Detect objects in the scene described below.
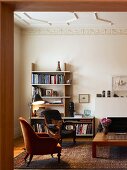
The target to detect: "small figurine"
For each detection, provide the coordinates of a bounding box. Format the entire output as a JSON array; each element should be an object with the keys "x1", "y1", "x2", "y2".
[
  {"x1": 56, "y1": 61, "x2": 61, "y2": 71},
  {"x1": 102, "y1": 90, "x2": 105, "y2": 97},
  {"x1": 107, "y1": 90, "x2": 111, "y2": 97}
]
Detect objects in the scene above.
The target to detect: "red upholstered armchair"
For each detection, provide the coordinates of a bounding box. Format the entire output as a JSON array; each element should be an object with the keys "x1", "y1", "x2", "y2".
[{"x1": 19, "y1": 117, "x2": 61, "y2": 166}]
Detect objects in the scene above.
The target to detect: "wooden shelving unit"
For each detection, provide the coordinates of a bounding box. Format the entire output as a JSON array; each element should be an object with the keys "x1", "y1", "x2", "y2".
[
  {"x1": 31, "y1": 63, "x2": 72, "y2": 118},
  {"x1": 30, "y1": 116, "x2": 95, "y2": 137},
  {"x1": 63, "y1": 117, "x2": 95, "y2": 137}
]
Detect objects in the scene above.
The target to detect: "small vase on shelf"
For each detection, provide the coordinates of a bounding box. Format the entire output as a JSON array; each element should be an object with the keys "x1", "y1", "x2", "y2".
[{"x1": 56, "y1": 61, "x2": 61, "y2": 71}]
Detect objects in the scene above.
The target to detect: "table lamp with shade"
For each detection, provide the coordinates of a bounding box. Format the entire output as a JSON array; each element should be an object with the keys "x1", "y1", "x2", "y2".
[
  {"x1": 32, "y1": 94, "x2": 45, "y2": 105},
  {"x1": 31, "y1": 94, "x2": 45, "y2": 117}
]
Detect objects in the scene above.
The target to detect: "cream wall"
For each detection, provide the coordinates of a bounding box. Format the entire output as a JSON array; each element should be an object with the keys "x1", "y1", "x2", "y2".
[
  {"x1": 14, "y1": 25, "x2": 22, "y2": 138},
  {"x1": 20, "y1": 28, "x2": 127, "y2": 122},
  {"x1": 13, "y1": 28, "x2": 127, "y2": 137}
]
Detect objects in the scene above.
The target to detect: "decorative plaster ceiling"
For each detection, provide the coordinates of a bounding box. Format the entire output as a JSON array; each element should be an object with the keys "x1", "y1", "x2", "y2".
[{"x1": 14, "y1": 12, "x2": 127, "y2": 28}]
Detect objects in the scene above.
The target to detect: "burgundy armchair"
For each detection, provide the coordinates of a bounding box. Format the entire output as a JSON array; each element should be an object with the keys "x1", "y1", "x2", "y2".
[{"x1": 19, "y1": 117, "x2": 61, "y2": 166}]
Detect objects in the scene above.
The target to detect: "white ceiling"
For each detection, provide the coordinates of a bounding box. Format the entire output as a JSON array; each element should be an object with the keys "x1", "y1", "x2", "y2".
[{"x1": 14, "y1": 12, "x2": 127, "y2": 28}]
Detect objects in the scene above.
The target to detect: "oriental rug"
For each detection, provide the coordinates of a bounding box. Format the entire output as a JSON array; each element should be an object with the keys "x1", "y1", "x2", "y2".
[{"x1": 14, "y1": 142, "x2": 127, "y2": 169}]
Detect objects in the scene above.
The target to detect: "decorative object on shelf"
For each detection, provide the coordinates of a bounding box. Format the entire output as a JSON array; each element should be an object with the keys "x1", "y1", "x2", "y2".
[
  {"x1": 107, "y1": 90, "x2": 111, "y2": 97},
  {"x1": 52, "y1": 90, "x2": 58, "y2": 96},
  {"x1": 100, "y1": 117, "x2": 112, "y2": 135},
  {"x1": 113, "y1": 93, "x2": 119, "y2": 97},
  {"x1": 66, "y1": 79, "x2": 72, "y2": 84},
  {"x1": 102, "y1": 90, "x2": 105, "y2": 97},
  {"x1": 79, "y1": 94, "x2": 90, "y2": 103},
  {"x1": 56, "y1": 61, "x2": 61, "y2": 71},
  {"x1": 84, "y1": 109, "x2": 91, "y2": 117},
  {"x1": 96, "y1": 94, "x2": 102, "y2": 97},
  {"x1": 46, "y1": 89, "x2": 52, "y2": 96},
  {"x1": 68, "y1": 102, "x2": 74, "y2": 117}
]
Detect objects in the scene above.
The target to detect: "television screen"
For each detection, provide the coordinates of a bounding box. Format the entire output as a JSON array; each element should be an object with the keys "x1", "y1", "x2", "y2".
[{"x1": 107, "y1": 117, "x2": 127, "y2": 133}]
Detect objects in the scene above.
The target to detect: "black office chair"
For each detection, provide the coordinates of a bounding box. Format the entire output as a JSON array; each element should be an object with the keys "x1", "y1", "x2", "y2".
[{"x1": 43, "y1": 109, "x2": 76, "y2": 144}]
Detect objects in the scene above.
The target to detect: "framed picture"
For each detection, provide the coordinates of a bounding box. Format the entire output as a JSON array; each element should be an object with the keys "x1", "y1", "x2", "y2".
[
  {"x1": 46, "y1": 89, "x2": 52, "y2": 96},
  {"x1": 112, "y1": 76, "x2": 127, "y2": 91},
  {"x1": 52, "y1": 90, "x2": 58, "y2": 96},
  {"x1": 79, "y1": 94, "x2": 90, "y2": 103}
]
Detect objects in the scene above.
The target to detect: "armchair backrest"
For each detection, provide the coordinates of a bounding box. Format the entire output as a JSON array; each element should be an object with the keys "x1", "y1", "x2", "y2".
[
  {"x1": 19, "y1": 117, "x2": 38, "y2": 152},
  {"x1": 42, "y1": 110, "x2": 62, "y2": 124}
]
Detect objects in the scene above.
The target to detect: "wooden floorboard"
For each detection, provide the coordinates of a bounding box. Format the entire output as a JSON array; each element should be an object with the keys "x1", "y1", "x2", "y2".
[{"x1": 14, "y1": 136, "x2": 24, "y2": 157}]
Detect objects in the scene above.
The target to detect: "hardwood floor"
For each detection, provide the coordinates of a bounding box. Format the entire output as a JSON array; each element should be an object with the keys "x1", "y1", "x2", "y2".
[
  {"x1": 14, "y1": 136, "x2": 24, "y2": 157},
  {"x1": 14, "y1": 136, "x2": 92, "y2": 157}
]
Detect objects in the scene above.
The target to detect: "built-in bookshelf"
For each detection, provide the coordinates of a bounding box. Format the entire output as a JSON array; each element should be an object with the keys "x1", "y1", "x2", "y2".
[{"x1": 31, "y1": 63, "x2": 72, "y2": 118}]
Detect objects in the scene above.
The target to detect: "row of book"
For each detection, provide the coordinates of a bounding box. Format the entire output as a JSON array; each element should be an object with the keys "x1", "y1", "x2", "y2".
[
  {"x1": 76, "y1": 124, "x2": 92, "y2": 135},
  {"x1": 32, "y1": 73, "x2": 65, "y2": 84},
  {"x1": 32, "y1": 122, "x2": 92, "y2": 134}
]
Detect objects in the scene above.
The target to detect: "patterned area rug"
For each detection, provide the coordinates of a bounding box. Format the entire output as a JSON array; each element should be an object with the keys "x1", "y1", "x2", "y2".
[{"x1": 14, "y1": 142, "x2": 127, "y2": 169}]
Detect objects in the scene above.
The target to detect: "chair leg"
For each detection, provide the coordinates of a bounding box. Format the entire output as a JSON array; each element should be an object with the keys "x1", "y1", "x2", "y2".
[
  {"x1": 59, "y1": 138, "x2": 62, "y2": 145},
  {"x1": 26, "y1": 154, "x2": 33, "y2": 167},
  {"x1": 24, "y1": 152, "x2": 29, "y2": 162},
  {"x1": 57, "y1": 152, "x2": 61, "y2": 163}
]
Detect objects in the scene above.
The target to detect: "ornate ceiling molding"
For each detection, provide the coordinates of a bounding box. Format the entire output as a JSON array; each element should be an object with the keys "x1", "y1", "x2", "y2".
[{"x1": 22, "y1": 28, "x2": 127, "y2": 35}]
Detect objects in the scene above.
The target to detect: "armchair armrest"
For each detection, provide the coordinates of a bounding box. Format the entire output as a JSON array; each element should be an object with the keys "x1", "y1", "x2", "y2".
[{"x1": 48, "y1": 130, "x2": 61, "y2": 140}]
